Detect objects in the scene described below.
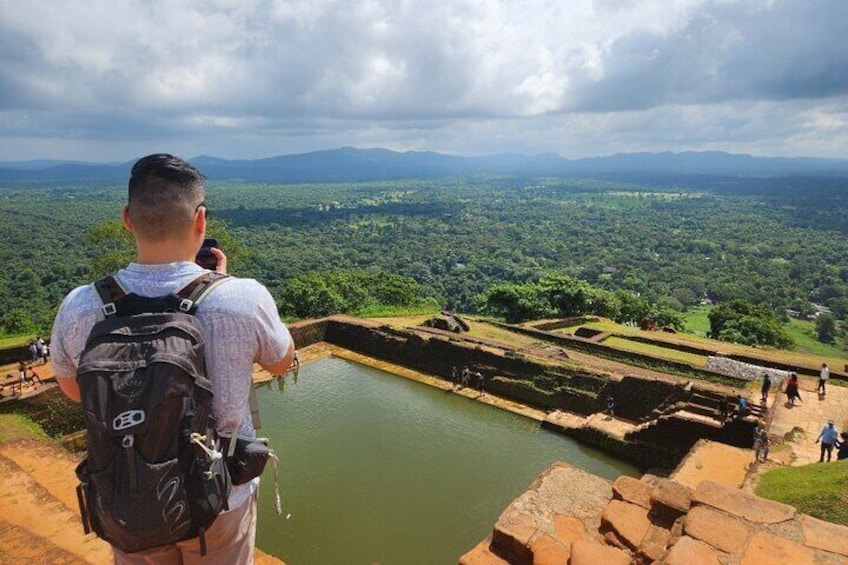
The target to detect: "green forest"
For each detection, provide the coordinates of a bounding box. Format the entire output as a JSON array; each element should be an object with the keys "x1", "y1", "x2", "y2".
[{"x1": 1, "y1": 173, "x2": 847, "y2": 351}]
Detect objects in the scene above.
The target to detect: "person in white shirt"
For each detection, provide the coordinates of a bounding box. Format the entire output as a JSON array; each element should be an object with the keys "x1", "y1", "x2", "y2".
[{"x1": 818, "y1": 363, "x2": 830, "y2": 396}]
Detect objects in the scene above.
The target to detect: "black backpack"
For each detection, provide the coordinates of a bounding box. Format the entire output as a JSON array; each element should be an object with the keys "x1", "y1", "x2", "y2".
[{"x1": 75, "y1": 272, "x2": 231, "y2": 554}]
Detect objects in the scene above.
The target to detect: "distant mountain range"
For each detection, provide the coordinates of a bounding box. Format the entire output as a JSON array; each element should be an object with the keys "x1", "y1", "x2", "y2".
[{"x1": 1, "y1": 147, "x2": 847, "y2": 183}]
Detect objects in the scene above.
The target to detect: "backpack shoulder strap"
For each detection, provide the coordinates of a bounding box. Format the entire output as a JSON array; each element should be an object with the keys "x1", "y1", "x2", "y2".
[
  {"x1": 93, "y1": 276, "x2": 127, "y2": 318},
  {"x1": 175, "y1": 272, "x2": 230, "y2": 314}
]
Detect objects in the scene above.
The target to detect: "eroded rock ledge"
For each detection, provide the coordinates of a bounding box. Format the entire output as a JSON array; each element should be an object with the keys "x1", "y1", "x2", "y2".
[{"x1": 459, "y1": 463, "x2": 848, "y2": 565}]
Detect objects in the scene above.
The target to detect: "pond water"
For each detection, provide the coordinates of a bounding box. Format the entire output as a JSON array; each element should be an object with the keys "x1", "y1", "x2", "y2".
[{"x1": 254, "y1": 356, "x2": 637, "y2": 565}]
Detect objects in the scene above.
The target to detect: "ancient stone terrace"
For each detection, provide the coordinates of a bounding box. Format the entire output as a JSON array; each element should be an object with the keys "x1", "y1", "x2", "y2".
[{"x1": 460, "y1": 462, "x2": 848, "y2": 565}]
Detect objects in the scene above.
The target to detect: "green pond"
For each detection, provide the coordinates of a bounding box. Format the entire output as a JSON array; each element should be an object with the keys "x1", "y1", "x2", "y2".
[{"x1": 254, "y1": 356, "x2": 638, "y2": 565}]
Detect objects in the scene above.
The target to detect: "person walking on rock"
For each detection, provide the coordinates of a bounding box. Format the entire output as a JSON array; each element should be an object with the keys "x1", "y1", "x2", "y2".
[
  {"x1": 818, "y1": 363, "x2": 829, "y2": 396},
  {"x1": 785, "y1": 373, "x2": 802, "y2": 407},
  {"x1": 753, "y1": 423, "x2": 769, "y2": 462},
  {"x1": 760, "y1": 373, "x2": 771, "y2": 403},
  {"x1": 604, "y1": 396, "x2": 616, "y2": 420},
  {"x1": 815, "y1": 419, "x2": 840, "y2": 462}
]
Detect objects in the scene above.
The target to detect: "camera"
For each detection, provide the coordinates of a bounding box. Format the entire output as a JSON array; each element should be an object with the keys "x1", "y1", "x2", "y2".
[{"x1": 196, "y1": 238, "x2": 218, "y2": 270}]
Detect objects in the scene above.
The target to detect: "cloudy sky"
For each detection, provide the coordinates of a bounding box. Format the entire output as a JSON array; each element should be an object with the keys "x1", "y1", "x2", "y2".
[{"x1": 1, "y1": 0, "x2": 847, "y2": 161}]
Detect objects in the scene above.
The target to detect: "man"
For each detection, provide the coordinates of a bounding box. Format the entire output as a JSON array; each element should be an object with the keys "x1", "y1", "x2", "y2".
[
  {"x1": 818, "y1": 363, "x2": 829, "y2": 396},
  {"x1": 815, "y1": 419, "x2": 840, "y2": 462},
  {"x1": 753, "y1": 422, "x2": 769, "y2": 463},
  {"x1": 50, "y1": 154, "x2": 294, "y2": 564}
]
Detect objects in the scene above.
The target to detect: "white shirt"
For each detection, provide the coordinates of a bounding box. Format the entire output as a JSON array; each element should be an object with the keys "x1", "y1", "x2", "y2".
[{"x1": 51, "y1": 261, "x2": 292, "y2": 510}]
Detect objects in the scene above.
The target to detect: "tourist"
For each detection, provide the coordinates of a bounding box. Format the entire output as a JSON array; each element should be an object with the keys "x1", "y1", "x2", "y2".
[
  {"x1": 50, "y1": 154, "x2": 295, "y2": 563},
  {"x1": 760, "y1": 373, "x2": 771, "y2": 403},
  {"x1": 27, "y1": 368, "x2": 43, "y2": 386},
  {"x1": 817, "y1": 363, "x2": 829, "y2": 396},
  {"x1": 39, "y1": 342, "x2": 49, "y2": 364},
  {"x1": 292, "y1": 349, "x2": 300, "y2": 368},
  {"x1": 461, "y1": 366, "x2": 470, "y2": 387},
  {"x1": 785, "y1": 373, "x2": 802, "y2": 407},
  {"x1": 719, "y1": 397, "x2": 730, "y2": 422},
  {"x1": 815, "y1": 419, "x2": 840, "y2": 462},
  {"x1": 836, "y1": 432, "x2": 848, "y2": 461},
  {"x1": 753, "y1": 423, "x2": 769, "y2": 462},
  {"x1": 450, "y1": 366, "x2": 458, "y2": 389},
  {"x1": 476, "y1": 372, "x2": 485, "y2": 393},
  {"x1": 29, "y1": 341, "x2": 38, "y2": 362},
  {"x1": 735, "y1": 395, "x2": 751, "y2": 418},
  {"x1": 18, "y1": 360, "x2": 28, "y2": 387},
  {"x1": 604, "y1": 396, "x2": 615, "y2": 420}
]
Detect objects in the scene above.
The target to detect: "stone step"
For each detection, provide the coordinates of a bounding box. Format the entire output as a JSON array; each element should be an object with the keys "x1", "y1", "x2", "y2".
[
  {"x1": 543, "y1": 409, "x2": 588, "y2": 431},
  {"x1": 0, "y1": 438, "x2": 84, "y2": 512},
  {"x1": 681, "y1": 403, "x2": 720, "y2": 419},
  {"x1": 0, "y1": 450, "x2": 112, "y2": 564},
  {"x1": 671, "y1": 410, "x2": 723, "y2": 428},
  {"x1": 0, "y1": 516, "x2": 89, "y2": 564}
]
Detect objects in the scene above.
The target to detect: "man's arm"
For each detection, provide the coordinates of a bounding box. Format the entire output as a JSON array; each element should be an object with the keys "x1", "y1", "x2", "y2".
[
  {"x1": 56, "y1": 376, "x2": 81, "y2": 403},
  {"x1": 260, "y1": 340, "x2": 295, "y2": 376}
]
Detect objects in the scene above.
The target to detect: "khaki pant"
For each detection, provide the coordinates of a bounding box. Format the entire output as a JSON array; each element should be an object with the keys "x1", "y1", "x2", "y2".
[{"x1": 112, "y1": 494, "x2": 257, "y2": 565}]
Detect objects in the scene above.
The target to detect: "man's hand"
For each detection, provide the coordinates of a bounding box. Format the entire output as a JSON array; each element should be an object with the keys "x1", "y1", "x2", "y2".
[{"x1": 211, "y1": 247, "x2": 227, "y2": 274}]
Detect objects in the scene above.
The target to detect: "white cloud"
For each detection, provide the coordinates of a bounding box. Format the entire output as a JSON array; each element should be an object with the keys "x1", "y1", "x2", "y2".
[{"x1": 0, "y1": 0, "x2": 846, "y2": 160}]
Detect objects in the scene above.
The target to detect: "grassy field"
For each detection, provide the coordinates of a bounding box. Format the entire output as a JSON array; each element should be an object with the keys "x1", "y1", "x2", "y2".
[
  {"x1": 565, "y1": 315, "x2": 847, "y2": 373},
  {"x1": 680, "y1": 306, "x2": 712, "y2": 336},
  {"x1": 755, "y1": 460, "x2": 848, "y2": 525},
  {"x1": 603, "y1": 336, "x2": 708, "y2": 367},
  {"x1": 0, "y1": 335, "x2": 33, "y2": 348},
  {"x1": 0, "y1": 414, "x2": 48, "y2": 444},
  {"x1": 682, "y1": 306, "x2": 847, "y2": 359}
]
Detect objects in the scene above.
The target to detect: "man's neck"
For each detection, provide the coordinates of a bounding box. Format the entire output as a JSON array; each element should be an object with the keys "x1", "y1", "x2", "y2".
[{"x1": 134, "y1": 240, "x2": 199, "y2": 265}]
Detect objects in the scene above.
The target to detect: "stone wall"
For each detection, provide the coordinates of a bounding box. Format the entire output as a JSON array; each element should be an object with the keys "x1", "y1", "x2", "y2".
[
  {"x1": 0, "y1": 344, "x2": 34, "y2": 366},
  {"x1": 706, "y1": 356, "x2": 791, "y2": 384}
]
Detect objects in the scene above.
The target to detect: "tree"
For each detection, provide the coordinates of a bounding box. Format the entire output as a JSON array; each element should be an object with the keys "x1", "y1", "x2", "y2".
[
  {"x1": 816, "y1": 313, "x2": 837, "y2": 344},
  {"x1": 282, "y1": 269, "x2": 430, "y2": 319},
  {"x1": 477, "y1": 283, "x2": 552, "y2": 323},
  {"x1": 708, "y1": 299, "x2": 793, "y2": 348}
]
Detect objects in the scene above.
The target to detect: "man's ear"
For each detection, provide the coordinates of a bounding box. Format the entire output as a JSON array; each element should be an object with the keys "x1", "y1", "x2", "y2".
[
  {"x1": 121, "y1": 206, "x2": 133, "y2": 232},
  {"x1": 195, "y1": 205, "x2": 207, "y2": 236}
]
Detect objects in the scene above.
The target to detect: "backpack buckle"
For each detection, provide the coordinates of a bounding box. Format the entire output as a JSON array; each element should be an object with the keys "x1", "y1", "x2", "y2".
[
  {"x1": 102, "y1": 302, "x2": 117, "y2": 316},
  {"x1": 179, "y1": 299, "x2": 194, "y2": 312}
]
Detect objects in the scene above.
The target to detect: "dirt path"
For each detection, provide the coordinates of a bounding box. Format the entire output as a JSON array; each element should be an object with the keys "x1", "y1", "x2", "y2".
[{"x1": 768, "y1": 376, "x2": 848, "y2": 466}]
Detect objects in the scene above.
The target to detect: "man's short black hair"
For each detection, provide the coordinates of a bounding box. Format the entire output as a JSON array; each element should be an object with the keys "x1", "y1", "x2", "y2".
[
  {"x1": 127, "y1": 154, "x2": 206, "y2": 241},
  {"x1": 129, "y1": 154, "x2": 205, "y2": 189}
]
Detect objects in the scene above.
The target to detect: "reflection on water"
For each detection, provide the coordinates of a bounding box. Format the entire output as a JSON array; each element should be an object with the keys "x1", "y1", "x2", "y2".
[{"x1": 255, "y1": 356, "x2": 637, "y2": 565}]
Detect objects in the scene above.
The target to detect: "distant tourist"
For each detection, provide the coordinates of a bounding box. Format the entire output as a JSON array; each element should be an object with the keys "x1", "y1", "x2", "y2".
[
  {"x1": 818, "y1": 363, "x2": 829, "y2": 396},
  {"x1": 450, "y1": 366, "x2": 458, "y2": 388},
  {"x1": 837, "y1": 432, "x2": 848, "y2": 461},
  {"x1": 40, "y1": 342, "x2": 49, "y2": 364},
  {"x1": 18, "y1": 360, "x2": 28, "y2": 386},
  {"x1": 28, "y1": 341, "x2": 38, "y2": 362},
  {"x1": 292, "y1": 349, "x2": 300, "y2": 368},
  {"x1": 461, "y1": 366, "x2": 471, "y2": 387},
  {"x1": 815, "y1": 420, "x2": 840, "y2": 462},
  {"x1": 27, "y1": 368, "x2": 43, "y2": 386},
  {"x1": 753, "y1": 423, "x2": 769, "y2": 462},
  {"x1": 476, "y1": 372, "x2": 485, "y2": 393},
  {"x1": 760, "y1": 373, "x2": 771, "y2": 403},
  {"x1": 735, "y1": 395, "x2": 751, "y2": 418},
  {"x1": 785, "y1": 373, "x2": 802, "y2": 407},
  {"x1": 604, "y1": 396, "x2": 615, "y2": 420},
  {"x1": 719, "y1": 396, "x2": 730, "y2": 422}
]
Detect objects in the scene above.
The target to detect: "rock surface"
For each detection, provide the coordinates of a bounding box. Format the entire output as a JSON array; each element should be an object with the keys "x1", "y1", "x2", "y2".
[{"x1": 462, "y1": 461, "x2": 848, "y2": 565}]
